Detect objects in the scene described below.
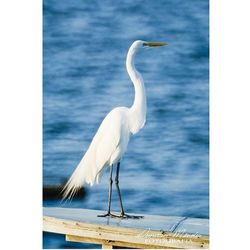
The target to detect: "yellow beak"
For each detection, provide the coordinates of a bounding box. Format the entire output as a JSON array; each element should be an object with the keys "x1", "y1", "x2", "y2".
[{"x1": 143, "y1": 42, "x2": 168, "y2": 47}]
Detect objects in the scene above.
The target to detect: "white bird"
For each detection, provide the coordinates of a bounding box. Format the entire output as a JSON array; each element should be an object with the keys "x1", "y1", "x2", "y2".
[{"x1": 62, "y1": 40, "x2": 167, "y2": 218}]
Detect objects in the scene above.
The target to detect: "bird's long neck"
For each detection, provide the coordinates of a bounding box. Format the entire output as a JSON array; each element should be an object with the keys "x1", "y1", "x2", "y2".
[{"x1": 126, "y1": 45, "x2": 147, "y2": 134}]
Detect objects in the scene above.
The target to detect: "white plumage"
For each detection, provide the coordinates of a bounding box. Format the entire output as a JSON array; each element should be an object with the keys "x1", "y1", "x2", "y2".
[{"x1": 62, "y1": 40, "x2": 166, "y2": 200}]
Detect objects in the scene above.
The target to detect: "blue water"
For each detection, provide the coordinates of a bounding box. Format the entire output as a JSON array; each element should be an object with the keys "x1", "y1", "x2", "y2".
[{"x1": 43, "y1": 0, "x2": 208, "y2": 248}]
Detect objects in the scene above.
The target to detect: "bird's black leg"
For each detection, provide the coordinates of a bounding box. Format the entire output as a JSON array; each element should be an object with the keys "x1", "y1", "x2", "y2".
[
  {"x1": 114, "y1": 162, "x2": 144, "y2": 219},
  {"x1": 115, "y1": 162, "x2": 125, "y2": 216},
  {"x1": 98, "y1": 164, "x2": 114, "y2": 217}
]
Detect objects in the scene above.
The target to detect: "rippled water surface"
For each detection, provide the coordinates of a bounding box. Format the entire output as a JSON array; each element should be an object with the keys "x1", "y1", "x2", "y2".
[{"x1": 43, "y1": 0, "x2": 208, "y2": 248}]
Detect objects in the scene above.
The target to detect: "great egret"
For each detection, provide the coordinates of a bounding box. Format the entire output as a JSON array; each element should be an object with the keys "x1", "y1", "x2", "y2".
[{"x1": 62, "y1": 40, "x2": 167, "y2": 218}]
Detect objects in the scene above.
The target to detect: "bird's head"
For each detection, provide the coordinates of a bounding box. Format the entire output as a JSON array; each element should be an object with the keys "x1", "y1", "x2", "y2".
[
  {"x1": 133, "y1": 40, "x2": 167, "y2": 49},
  {"x1": 129, "y1": 40, "x2": 167, "y2": 54}
]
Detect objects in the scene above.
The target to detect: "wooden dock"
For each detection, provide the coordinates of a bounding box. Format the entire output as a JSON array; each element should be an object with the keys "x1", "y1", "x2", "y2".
[{"x1": 43, "y1": 207, "x2": 209, "y2": 249}]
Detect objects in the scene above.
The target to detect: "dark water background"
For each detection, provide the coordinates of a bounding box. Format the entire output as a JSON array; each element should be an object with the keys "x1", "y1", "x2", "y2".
[{"x1": 43, "y1": 0, "x2": 209, "y2": 248}]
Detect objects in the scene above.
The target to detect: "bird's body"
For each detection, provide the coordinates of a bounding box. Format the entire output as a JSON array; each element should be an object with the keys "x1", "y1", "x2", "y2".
[
  {"x1": 63, "y1": 107, "x2": 129, "y2": 197},
  {"x1": 62, "y1": 40, "x2": 166, "y2": 217}
]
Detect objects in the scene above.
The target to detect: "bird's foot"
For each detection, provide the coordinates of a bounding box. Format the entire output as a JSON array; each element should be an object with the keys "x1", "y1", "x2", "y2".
[
  {"x1": 120, "y1": 213, "x2": 144, "y2": 219},
  {"x1": 97, "y1": 212, "x2": 143, "y2": 219},
  {"x1": 97, "y1": 212, "x2": 119, "y2": 218}
]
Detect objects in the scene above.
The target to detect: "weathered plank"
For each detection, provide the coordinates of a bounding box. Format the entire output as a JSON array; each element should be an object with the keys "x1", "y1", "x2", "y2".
[{"x1": 43, "y1": 207, "x2": 209, "y2": 249}]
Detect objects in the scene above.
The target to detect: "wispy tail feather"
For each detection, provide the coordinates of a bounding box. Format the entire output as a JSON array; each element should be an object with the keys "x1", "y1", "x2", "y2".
[
  {"x1": 61, "y1": 159, "x2": 89, "y2": 200},
  {"x1": 61, "y1": 173, "x2": 82, "y2": 200},
  {"x1": 61, "y1": 133, "x2": 109, "y2": 201},
  {"x1": 61, "y1": 150, "x2": 99, "y2": 200}
]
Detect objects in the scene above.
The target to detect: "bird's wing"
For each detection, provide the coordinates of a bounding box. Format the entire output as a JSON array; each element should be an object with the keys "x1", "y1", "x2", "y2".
[
  {"x1": 94, "y1": 110, "x2": 124, "y2": 178},
  {"x1": 62, "y1": 108, "x2": 126, "y2": 199}
]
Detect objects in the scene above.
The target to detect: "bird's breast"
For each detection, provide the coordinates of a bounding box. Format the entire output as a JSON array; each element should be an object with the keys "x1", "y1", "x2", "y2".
[
  {"x1": 128, "y1": 109, "x2": 146, "y2": 135},
  {"x1": 108, "y1": 112, "x2": 131, "y2": 165},
  {"x1": 109, "y1": 130, "x2": 130, "y2": 165}
]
